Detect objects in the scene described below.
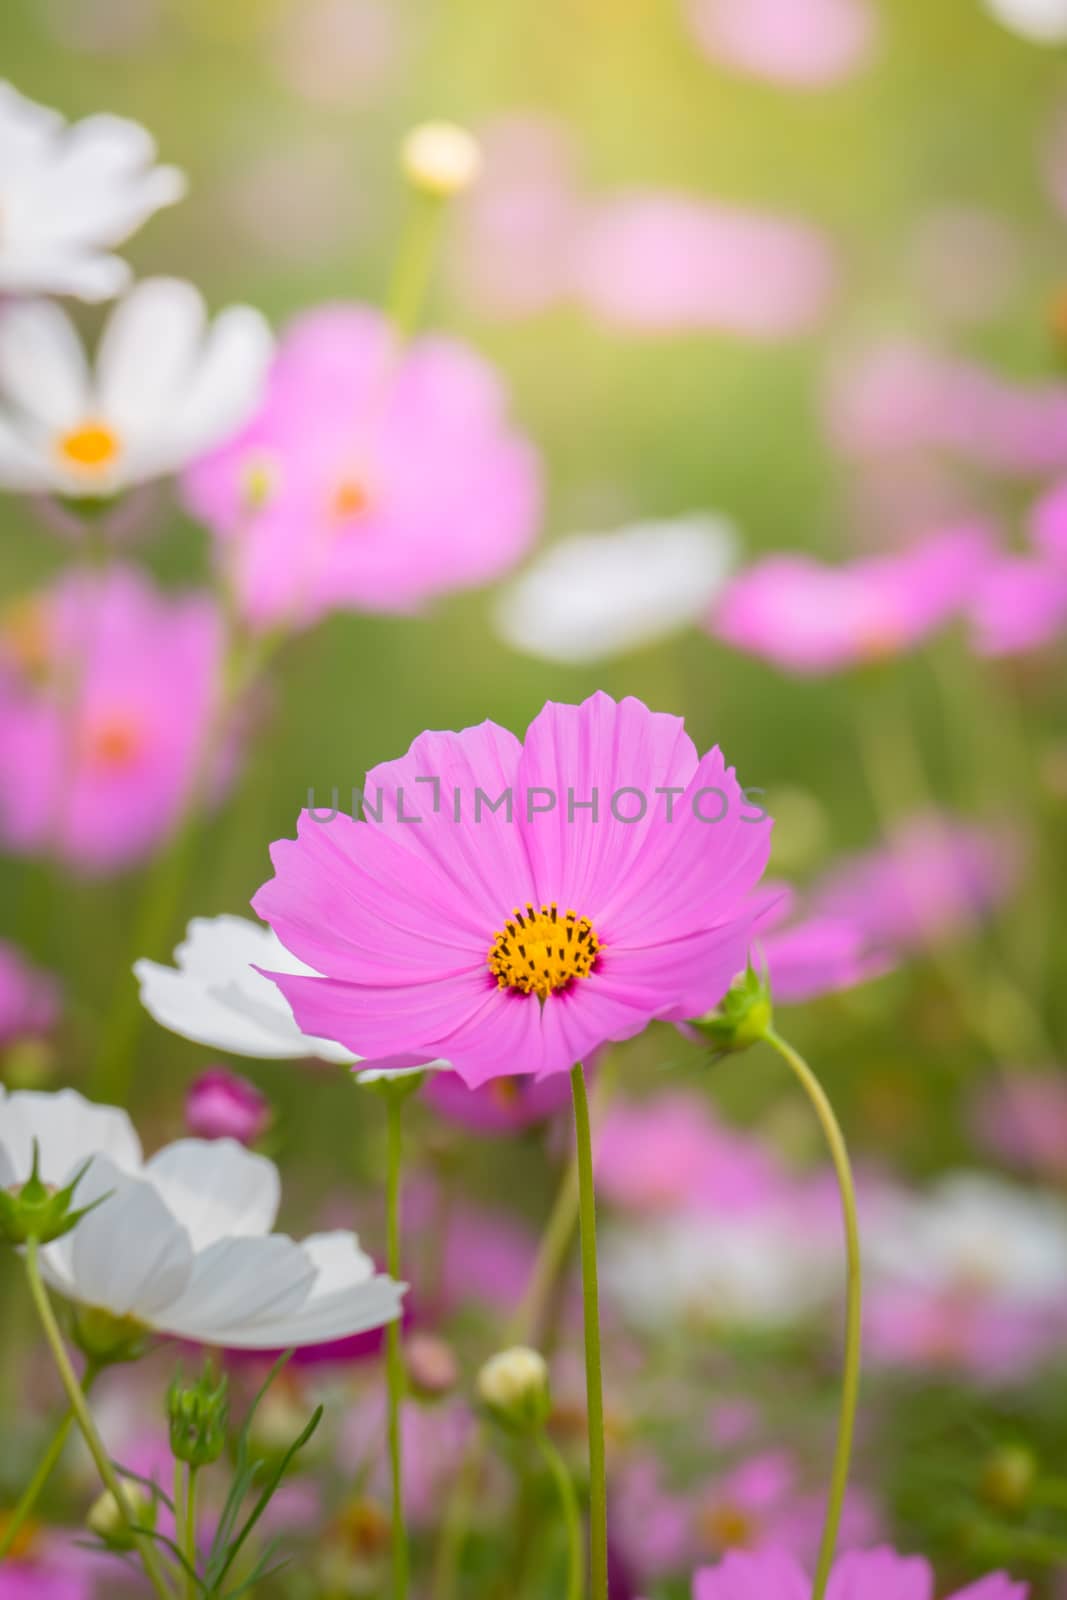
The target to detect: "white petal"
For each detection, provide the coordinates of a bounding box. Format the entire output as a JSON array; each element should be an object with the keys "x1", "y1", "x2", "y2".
[
  {"x1": 0, "y1": 251, "x2": 132, "y2": 303},
  {"x1": 0, "y1": 1088, "x2": 142, "y2": 1187},
  {"x1": 59, "y1": 1161, "x2": 195, "y2": 1320},
  {"x1": 151, "y1": 305, "x2": 273, "y2": 470},
  {"x1": 0, "y1": 81, "x2": 63, "y2": 156},
  {"x1": 0, "y1": 299, "x2": 90, "y2": 430},
  {"x1": 492, "y1": 514, "x2": 738, "y2": 663},
  {"x1": 216, "y1": 1233, "x2": 405, "y2": 1348},
  {"x1": 144, "y1": 1139, "x2": 280, "y2": 1250},
  {"x1": 0, "y1": 415, "x2": 54, "y2": 488},
  {"x1": 156, "y1": 1235, "x2": 317, "y2": 1344},
  {"x1": 984, "y1": 0, "x2": 1067, "y2": 40},
  {"x1": 95, "y1": 277, "x2": 206, "y2": 440}
]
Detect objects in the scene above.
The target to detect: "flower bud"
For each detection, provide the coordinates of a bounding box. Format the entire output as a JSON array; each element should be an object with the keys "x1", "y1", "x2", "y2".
[
  {"x1": 0, "y1": 1143, "x2": 106, "y2": 1247},
  {"x1": 980, "y1": 1445, "x2": 1036, "y2": 1511},
  {"x1": 688, "y1": 965, "x2": 772, "y2": 1056},
  {"x1": 406, "y1": 1333, "x2": 459, "y2": 1400},
  {"x1": 86, "y1": 1483, "x2": 156, "y2": 1550},
  {"x1": 167, "y1": 1362, "x2": 229, "y2": 1467},
  {"x1": 476, "y1": 1346, "x2": 550, "y2": 1433},
  {"x1": 69, "y1": 1304, "x2": 149, "y2": 1366},
  {"x1": 185, "y1": 1067, "x2": 271, "y2": 1146},
  {"x1": 400, "y1": 122, "x2": 481, "y2": 197}
]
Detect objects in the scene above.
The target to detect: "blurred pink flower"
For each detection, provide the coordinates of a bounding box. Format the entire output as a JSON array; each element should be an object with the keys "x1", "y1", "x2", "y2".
[
  {"x1": 827, "y1": 342, "x2": 1067, "y2": 475},
  {"x1": 0, "y1": 940, "x2": 60, "y2": 1044},
  {"x1": 185, "y1": 1067, "x2": 271, "y2": 1145},
  {"x1": 182, "y1": 305, "x2": 541, "y2": 633},
  {"x1": 971, "y1": 1072, "x2": 1067, "y2": 1180},
  {"x1": 254, "y1": 693, "x2": 771, "y2": 1086},
  {"x1": 572, "y1": 194, "x2": 836, "y2": 337},
  {"x1": 865, "y1": 1282, "x2": 1064, "y2": 1380},
  {"x1": 595, "y1": 1093, "x2": 782, "y2": 1216},
  {"x1": 425, "y1": 1071, "x2": 574, "y2": 1135},
  {"x1": 709, "y1": 527, "x2": 990, "y2": 674},
  {"x1": 693, "y1": 1547, "x2": 1026, "y2": 1600},
  {"x1": 753, "y1": 881, "x2": 893, "y2": 1002},
  {"x1": 969, "y1": 552, "x2": 1067, "y2": 657},
  {"x1": 342, "y1": 1392, "x2": 475, "y2": 1527},
  {"x1": 810, "y1": 813, "x2": 1022, "y2": 951},
  {"x1": 268, "y1": 0, "x2": 402, "y2": 106},
  {"x1": 0, "y1": 566, "x2": 228, "y2": 874},
  {"x1": 683, "y1": 0, "x2": 877, "y2": 87},
  {"x1": 0, "y1": 1533, "x2": 97, "y2": 1600},
  {"x1": 450, "y1": 115, "x2": 583, "y2": 318},
  {"x1": 1031, "y1": 476, "x2": 1067, "y2": 568}
]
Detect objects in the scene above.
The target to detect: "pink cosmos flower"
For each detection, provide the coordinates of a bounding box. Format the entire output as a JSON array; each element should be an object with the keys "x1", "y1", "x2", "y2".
[
  {"x1": 0, "y1": 566, "x2": 228, "y2": 874},
  {"x1": 253, "y1": 693, "x2": 771, "y2": 1086},
  {"x1": 692, "y1": 1547, "x2": 1026, "y2": 1600},
  {"x1": 185, "y1": 1067, "x2": 271, "y2": 1145},
  {"x1": 424, "y1": 1070, "x2": 574, "y2": 1134},
  {"x1": 810, "y1": 813, "x2": 1022, "y2": 952},
  {"x1": 181, "y1": 305, "x2": 541, "y2": 633},
  {"x1": 752, "y1": 882, "x2": 892, "y2": 1002},
  {"x1": 572, "y1": 194, "x2": 835, "y2": 337},
  {"x1": 826, "y1": 341, "x2": 1067, "y2": 476},
  {"x1": 0, "y1": 1535, "x2": 96, "y2": 1600},
  {"x1": 0, "y1": 940, "x2": 60, "y2": 1044},
  {"x1": 971, "y1": 1072, "x2": 1067, "y2": 1180},
  {"x1": 1031, "y1": 477, "x2": 1067, "y2": 568},
  {"x1": 968, "y1": 553, "x2": 1067, "y2": 657},
  {"x1": 595, "y1": 1093, "x2": 782, "y2": 1216},
  {"x1": 709, "y1": 527, "x2": 991, "y2": 674},
  {"x1": 683, "y1": 0, "x2": 877, "y2": 87}
]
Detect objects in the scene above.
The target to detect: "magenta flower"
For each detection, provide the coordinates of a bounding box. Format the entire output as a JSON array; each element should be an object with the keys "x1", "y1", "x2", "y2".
[
  {"x1": 0, "y1": 939, "x2": 60, "y2": 1045},
  {"x1": 692, "y1": 1547, "x2": 1026, "y2": 1600},
  {"x1": 0, "y1": 565, "x2": 228, "y2": 874},
  {"x1": 181, "y1": 305, "x2": 541, "y2": 633},
  {"x1": 253, "y1": 693, "x2": 771, "y2": 1086},
  {"x1": 969, "y1": 552, "x2": 1067, "y2": 657},
  {"x1": 709, "y1": 527, "x2": 990, "y2": 675},
  {"x1": 683, "y1": 0, "x2": 877, "y2": 87},
  {"x1": 595, "y1": 1092, "x2": 783, "y2": 1216},
  {"x1": 810, "y1": 813, "x2": 1022, "y2": 952},
  {"x1": 424, "y1": 1070, "x2": 574, "y2": 1134},
  {"x1": 752, "y1": 881, "x2": 892, "y2": 1003},
  {"x1": 185, "y1": 1066, "x2": 271, "y2": 1145},
  {"x1": 572, "y1": 194, "x2": 835, "y2": 338},
  {"x1": 971, "y1": 1072, "x2": 1067, "y2": 1181}
]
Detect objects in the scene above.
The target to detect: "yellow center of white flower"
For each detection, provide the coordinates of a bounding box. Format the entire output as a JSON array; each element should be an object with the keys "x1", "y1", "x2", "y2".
[
  {"x1": 488, "y1": 902, "x2": 602, "y2": 1000},
  {"x1": 57, "y1": 421, "x2": 121, "y2": 473}
]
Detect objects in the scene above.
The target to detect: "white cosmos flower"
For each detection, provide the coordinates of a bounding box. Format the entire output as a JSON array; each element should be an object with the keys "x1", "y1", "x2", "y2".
[
  {"x1": 0, "y1": 1087, "x2": 404, "y2": 1348},
  {"x1": 0, "y1": 277, "x2": 273, "y2": 498},
  {"x1": 492, "y1": 513, "x2": 738, "y2": 664},
  {"x1": 866, "y1": 1173, "x2": 1067, "y2": 1304},
  {"x1": 982, "y1": 0, "x2": 1067, "y2": 41},
  {"x1": 601, "y1": 1208, "x2": 837, "y2": 1332},
  {"x1": 0, "y1": 82, "x2": 186, "y2": 302},
  {"x1": 135, "y1": 914, "x2": 444, "y2": 1086}
]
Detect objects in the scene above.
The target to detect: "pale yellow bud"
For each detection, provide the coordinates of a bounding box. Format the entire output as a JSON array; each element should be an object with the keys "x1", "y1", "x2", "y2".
[
  {"x1": 476, "y1": 1345, "x2": 550, "y2": 1432},
  {"x1": 401, "y1": 122, "x2": 482, "y2": 198}
]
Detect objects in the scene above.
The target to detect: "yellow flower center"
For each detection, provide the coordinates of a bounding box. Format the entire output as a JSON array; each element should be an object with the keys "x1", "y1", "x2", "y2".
[
  {"x1": 56, "y1": 420, "x2": 121, "y2": 471},
  {"x1": 331, "y1": 474, "x2": 372, "y2": 521},
  {"x1": 84, "y1": 713, "x2": 143, "y2": 770},
  {"x1": 699, "y1": 1501, "x2": 757, "y2": 1551},
  {"x1": 488, "y1": 902, "x2": 602, "y2": 1001}
]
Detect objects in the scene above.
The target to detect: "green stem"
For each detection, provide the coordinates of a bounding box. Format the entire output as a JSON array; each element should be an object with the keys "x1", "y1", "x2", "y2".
[
  {"x1": 23, "y1": 1240, "x2": 174, "y2": 1600},
  {"x1": 0, "y1": 1367, "x2": 98, "y2": 1562},
  {"x1": 570, "y1": 1062, "x2": 607, "y2": 1600},
  {"x1": 384, "y1": 1092, "x2": 409, "y2": 1600},
  {"x1": 385, "y1": 191, "x2": 446, "y2": 341},
  {"x1": 762, "y1": 1028, "x2": 862, "y2": 1600},
  {"x1": 538, "y1": 1431, "x2": 584, "y2": 1600},
  {"x1": 183, "y1": 1466, "x2": 198, "y2": 1596}
]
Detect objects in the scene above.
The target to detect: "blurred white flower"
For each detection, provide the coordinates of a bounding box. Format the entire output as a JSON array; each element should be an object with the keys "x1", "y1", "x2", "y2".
[
  {"x1": 0, "y1": 278, "x2": 273, "y2": 497},
  {"x1": 135, "y1": 915, "x2": 357, "y2": 1064},
  {"x1": 0, "y1": 1087, "x2": 404, "y2": 1347},
  {"x1": 0, "y1": 81, "x2": 185, "y2": 301},
  {"x1": 866, "y1": 1173, "x2": 1067, "y2": 1304},
  {"x1": 136, "y1": 914, "x2": 446, "y2": 1084},
  {"x1": 982, "y1": 0, "x2": 1067, "y2": 40},
  {"x1": 492, "y1": 514, "x2": 738, "y2": 664},
  {"x1": 601, "y1": 1208, "x2": 838, "y2": 1332}
]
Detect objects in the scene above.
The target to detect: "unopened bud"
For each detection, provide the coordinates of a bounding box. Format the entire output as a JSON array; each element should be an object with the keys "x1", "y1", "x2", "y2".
[
  {"x1": 401, "y1": 122, "x2": 481, "y2": 198},
  {"x1": 688, "y1": 964, "x2": 772, "y2": 1056},
  {"x1": 477, "y1": 1346, "x2": 550, "y2": 1433},
  {"x1": 0, "y1": 1143, "x2": 107, "y2": 1247},
  {"x1": 980, "y1": 1445, "x2": 1036, "y2": 1511},
  {"x1": 167, "y1": 1362, "x2": 229, "y2": 1467},
  {"x1": 86, "y1": 1483, "x2": 156, "y2": 1550},
  {"x1": 406, "y1": 1333, "x2": 459, "y2": 1400}
]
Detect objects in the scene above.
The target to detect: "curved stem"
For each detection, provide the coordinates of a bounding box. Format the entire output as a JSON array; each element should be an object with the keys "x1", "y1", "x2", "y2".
[
  {"x1": 0, "y1": 1367, "x2": 98, "y2": 1562},
  {"x1": 23, "y1": 1240, "x2": 174, "y2": 1600},
  {"x1": 386, "y1": 191, "x2": 446, "y2": 341},
  {"x1": 538, "y1": 1431, "x2": 584, "y2": 1600},
  {"x1": 763, "y1": 1027, "x2": 862, "y2": 1600},
  {"x1": 570, "y1": 1062, "x2": 607, "y2": 1600},
  {"x1": 384, "y1": 1092, "x2": 409, "y2": 1600}
]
